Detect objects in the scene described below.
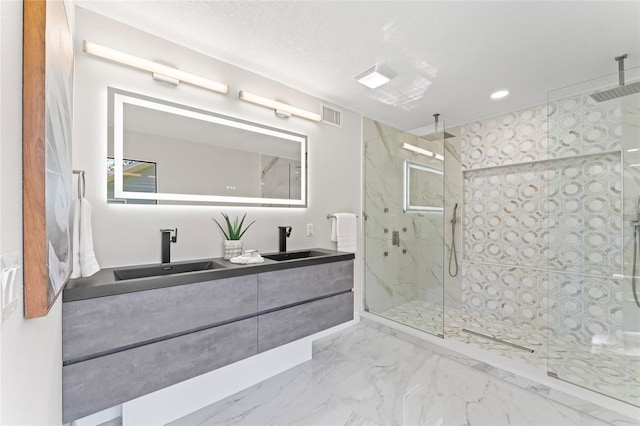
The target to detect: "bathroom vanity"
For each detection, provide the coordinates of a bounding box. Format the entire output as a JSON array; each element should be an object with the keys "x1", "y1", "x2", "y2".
[{"x1": 61, "y1": 248, "x2": 354, "y2": 422}]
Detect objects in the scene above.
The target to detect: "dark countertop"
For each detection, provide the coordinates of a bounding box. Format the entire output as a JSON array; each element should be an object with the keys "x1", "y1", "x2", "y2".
[{"x1": 63, "y1": 248, "x2": 355, "y2": 302}]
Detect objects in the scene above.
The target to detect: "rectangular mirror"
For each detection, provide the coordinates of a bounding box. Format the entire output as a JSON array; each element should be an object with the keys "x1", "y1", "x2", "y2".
[
  {"x1": 403, "y1": 161, "x2": 444, "y2": 212},
  {"x1": 108, "y1": 88, "x2": 307, "y2": 206}
]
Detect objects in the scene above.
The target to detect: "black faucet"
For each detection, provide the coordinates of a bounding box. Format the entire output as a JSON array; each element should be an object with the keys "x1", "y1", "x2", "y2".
[
  {"x1": 278, "y1": 226, "x2": 292, "y2": 252},
  {"x1": 160, "y1": 228, "x2": 178, "y2": 263}
]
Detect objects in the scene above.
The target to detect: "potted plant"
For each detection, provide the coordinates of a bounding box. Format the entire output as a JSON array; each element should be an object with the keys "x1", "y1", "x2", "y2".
[{"x1": 212, "y1": 213, "x2": 256, "y2": 259}]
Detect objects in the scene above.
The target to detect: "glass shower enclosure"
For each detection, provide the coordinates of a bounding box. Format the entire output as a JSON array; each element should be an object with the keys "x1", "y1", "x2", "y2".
[
  {"x1": 363, "y1": 118, "x2": 445, "y2": 337},
  {"x1": 547, "y1": 65, "x2": 640, "y2": 407}
]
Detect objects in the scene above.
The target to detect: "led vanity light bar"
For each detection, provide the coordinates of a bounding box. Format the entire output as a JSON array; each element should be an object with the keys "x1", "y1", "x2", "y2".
[
  {"x1": 238, "y1": 90, "x2": 322, "y2": 122},
  {"x1": 83, "y1": 41, "x2": 229, "y2": 94}
]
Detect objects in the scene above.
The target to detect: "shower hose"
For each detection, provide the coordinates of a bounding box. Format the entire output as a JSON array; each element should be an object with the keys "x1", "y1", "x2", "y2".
[
  {"x1": 448, "y1": 221, "x2": 458, "y2": 277},
  {"x1": 448, "y1": 207, "x2": 459, "y2": 277}
]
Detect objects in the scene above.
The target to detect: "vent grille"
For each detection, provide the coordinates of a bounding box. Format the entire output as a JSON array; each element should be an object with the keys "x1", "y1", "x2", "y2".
[{"x1": 322, "y1": 105, "x2": 342, "y2": 127}]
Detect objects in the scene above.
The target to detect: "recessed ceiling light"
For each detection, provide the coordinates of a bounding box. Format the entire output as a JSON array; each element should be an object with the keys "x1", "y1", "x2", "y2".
[
  {"x1": 491, "y1": 90, "x2": 509, "y2": 100},
  {"x1": 354, "y1": 65, "x2": 392, "y2": 89}
]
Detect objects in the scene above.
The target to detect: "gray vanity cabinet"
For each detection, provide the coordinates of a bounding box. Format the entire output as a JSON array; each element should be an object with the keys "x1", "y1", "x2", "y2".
[
  {"x1": 64, "y1": 318, "x2": 257, "y2": 422},
  {"x1": 62, "y1": 256, "x2": 354, "y2": 423},
  {"x1": 256, "y1": 260, "x2": 354, "y2": 352},
  {"x1": 62, "y1": 275, "x2": 258, "y2": 423},
  {"x1": 258, "y1": 260, "x2": 353, "y2": 310},
  {"x1": 62, "y1": 274, "x2": 258, "y2": 362},
  {"x1": 258, "y1": 292, "x2": 353, "y2": 352}
]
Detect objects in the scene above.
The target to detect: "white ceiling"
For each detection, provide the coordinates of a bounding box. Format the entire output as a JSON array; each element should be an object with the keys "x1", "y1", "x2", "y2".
[{"x1": 75, "y1": 1, "x2": 640, "y2": 131}]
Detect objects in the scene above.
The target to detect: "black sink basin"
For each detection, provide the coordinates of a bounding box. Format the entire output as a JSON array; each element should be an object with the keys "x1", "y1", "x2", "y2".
[
  {"x1": 262, "y1": 250, "x2": 327, "y2": 262},
  {"x1": 113, "y1": 260, "x2": 223, "y2": 281}
]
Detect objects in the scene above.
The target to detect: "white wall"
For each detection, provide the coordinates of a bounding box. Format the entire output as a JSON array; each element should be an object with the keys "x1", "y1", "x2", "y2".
[
  {"x1": 74, "y1": 8, "x2": 363, "y2": 306},
  {"x1": 0, "y1": 1, "x2": 63, "y2": 425}
]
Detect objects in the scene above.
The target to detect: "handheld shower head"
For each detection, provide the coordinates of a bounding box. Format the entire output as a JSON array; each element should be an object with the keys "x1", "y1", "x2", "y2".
[{"x1": 451, "y1": 203, "x2": 459, "y2": 224}]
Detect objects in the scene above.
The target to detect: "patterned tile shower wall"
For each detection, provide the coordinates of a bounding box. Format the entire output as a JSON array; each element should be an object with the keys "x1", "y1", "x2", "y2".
[
  {"x1": 461, "y1": 262, "x2": 549, "y2": 331},
  {"x1": 461, "y1": 104, "x2": 549, "y2": 170},
  {"x1": 458, "y1": 90, "x2": 623, "y2": 340},
  {"x1": 463, "y1": 153, "x2": 621, "y2": 274}
]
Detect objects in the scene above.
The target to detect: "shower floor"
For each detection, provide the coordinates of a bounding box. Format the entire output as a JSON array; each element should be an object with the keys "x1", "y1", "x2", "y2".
[
  {"x1": 379, "y1": 299, "x2": 547, "y2": 367},
  {"x1": 378, "y1": 299, "x2": 640, "y2": 407}
]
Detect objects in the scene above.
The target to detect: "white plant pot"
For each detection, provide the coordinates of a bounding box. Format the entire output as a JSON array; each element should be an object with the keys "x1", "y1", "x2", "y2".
[{"x1": 224, "y1": 240, "x2": 243, "y2": 260}]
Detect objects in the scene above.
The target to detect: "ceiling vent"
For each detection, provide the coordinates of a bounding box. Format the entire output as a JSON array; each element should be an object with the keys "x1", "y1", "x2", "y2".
[{"x1": 321, "y1": 105, "x2": 342, "y2": 128}]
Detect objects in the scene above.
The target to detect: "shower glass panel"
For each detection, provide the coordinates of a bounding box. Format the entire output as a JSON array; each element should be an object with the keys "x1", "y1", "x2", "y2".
[
  {"x1": 363, "y1": 118, "x2": 445, "y2": 337},
  {"x1": 547, "y1": 66, "x2": 640, "y2": 407}
]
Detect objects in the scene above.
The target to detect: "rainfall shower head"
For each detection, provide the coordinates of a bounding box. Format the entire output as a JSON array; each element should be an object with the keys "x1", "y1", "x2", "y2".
[
  {"x1": 590, "y1": 54, "x2": 640, "y2": 102},
  {"x1": 422, "y1": 113, "x2": 456, "y2": 141}
]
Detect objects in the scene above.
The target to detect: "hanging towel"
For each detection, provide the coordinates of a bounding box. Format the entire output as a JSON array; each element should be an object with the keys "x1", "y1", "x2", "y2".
[
  {"x1": 71, "y1": 191, "x2": 100, "y2": 278},
  {"x1": 332, "y1": 213, "x2": 357, "y2": 253}
]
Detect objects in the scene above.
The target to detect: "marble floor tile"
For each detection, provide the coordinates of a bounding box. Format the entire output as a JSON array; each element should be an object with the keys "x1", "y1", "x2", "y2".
[
  {"x1": 377, "y1": 300, "x2": 640, "y2": 407},
  {"x1": 169, "y1": 363, "x2": 363, "y2": 426},
  {"x1": 424, "y1": 372, "x2": 615, "y2": 426},
  {"x1": 171, "y1": 322, "x2": 638, "y2": 426}
]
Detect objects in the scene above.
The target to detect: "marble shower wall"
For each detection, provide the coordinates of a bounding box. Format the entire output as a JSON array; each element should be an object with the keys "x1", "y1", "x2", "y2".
[
  {"x1": 444, "y1": 135, "x2": 463, "y2": 310},
  {"x1": 459, "y1": 91, "x2": 624, "y2": 340},
  {"x1": 363, "y1": 118, "x2": 458, "y2": 314}
]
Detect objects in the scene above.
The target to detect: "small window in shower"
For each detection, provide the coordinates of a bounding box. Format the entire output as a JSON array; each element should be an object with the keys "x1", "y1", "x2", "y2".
[{"x1": 403, "y1": 161, "x2": 444, "y2": 212}]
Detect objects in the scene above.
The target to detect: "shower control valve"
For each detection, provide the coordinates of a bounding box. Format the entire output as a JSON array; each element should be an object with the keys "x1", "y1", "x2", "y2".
[{"x1": 392, "y1": 230, "x2": 400, "y2": 247}]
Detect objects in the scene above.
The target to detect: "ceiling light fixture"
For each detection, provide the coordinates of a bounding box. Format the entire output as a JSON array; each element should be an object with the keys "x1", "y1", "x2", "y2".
[
  {"x1": 402, "y1": 142, "x2": 434, "y2": 157},
  {"x1": 238, "y1": 91, "x2": 322, "y2": 122},
  {"x1": 83, "y1": 41, "x2": 229, "y2": 94},
  {"x1": 354, "y1": 65, "x2": 392, "y2": 89},
  {"x1": 490, "y1": 90, "x2": 510, "y2": 100}
]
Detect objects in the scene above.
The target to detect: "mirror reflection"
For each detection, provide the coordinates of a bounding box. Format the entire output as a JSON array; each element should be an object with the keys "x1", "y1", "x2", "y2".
[
  {"x1": 107, "y1": 158, "x2": 157, "y2": 204},
  {"x1": 108, "y1": 88, "x2": 307, "y2": 206}
]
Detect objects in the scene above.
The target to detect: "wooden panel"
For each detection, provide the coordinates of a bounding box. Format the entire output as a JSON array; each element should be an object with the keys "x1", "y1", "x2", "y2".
[
  {"x1": 23, "y1": 0, "x2": 48, "y2": 318},
  {"x1": 62, "y1": 275, "x2": 258, "y2": 361},
  {"x1": 258, "y1": 292, "x2": 353, "y2": 352},
  {"x1": 23, "y1": 0, "x2": 74, "y2": 318},
  {"x1": 62, "y1": 318, "x2": 258, "y2": 423},
  {"x1": 258, "y1": 260, "x2": 353, "y2": 311}
]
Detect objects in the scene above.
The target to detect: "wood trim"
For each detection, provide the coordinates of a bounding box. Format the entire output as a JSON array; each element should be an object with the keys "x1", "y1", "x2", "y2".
[{"x1": 23, "y1": 0, "x2": 48, "y2": 318}]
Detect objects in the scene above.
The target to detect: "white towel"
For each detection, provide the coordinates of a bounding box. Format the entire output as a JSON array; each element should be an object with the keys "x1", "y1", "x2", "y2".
[
  {"x1": 230, "y1": 255, "x2": 265, "y2": 264},
  {"x1": 332, "y1": 213, "x2": 357, "y2": 253},
  {"x1": 71, "y1": 198, "x2": 100, "y2": 278}
]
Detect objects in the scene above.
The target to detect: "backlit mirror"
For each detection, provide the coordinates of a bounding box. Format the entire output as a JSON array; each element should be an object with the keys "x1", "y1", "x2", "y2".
[
  {"x1": 108, "y1": 88, "x2": 307, "y2": 206},
  {"x1": 403, "y1": 161, "x2": 444, "y2": 212}
]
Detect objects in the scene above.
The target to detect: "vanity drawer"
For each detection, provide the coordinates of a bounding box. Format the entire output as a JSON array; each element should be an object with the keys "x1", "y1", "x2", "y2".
[
  {"x1": 258, "y1": 291, "x2": 353, "y2": 352},
  {"x1": 63, "y1": 317, "x2": 257, "y2": 423},
  {"x1": 257, "y1": 260, "x2": 353, "y2": 310},
  {"x1": 63, "y1": 274, "x2": 257, "y2": 362}
]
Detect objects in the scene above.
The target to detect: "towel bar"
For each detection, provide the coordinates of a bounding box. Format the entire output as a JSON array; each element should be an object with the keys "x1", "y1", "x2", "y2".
[
  {"x1": 326, "y1": 214, "x2": 358, "y2": 219},
  {"x1": 73, "y1": 170, "x2": 86, "y2": 197}
]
